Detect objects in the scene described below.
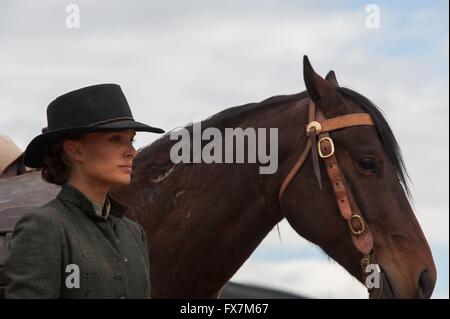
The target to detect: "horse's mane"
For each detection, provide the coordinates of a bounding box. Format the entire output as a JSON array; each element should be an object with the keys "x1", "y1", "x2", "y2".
[
  {"x1": 137, "y1": 88, "x2": 410, "y2": 197},
  {"x1": 142, "y1": 91, "x2": 307, "y2": 151},
  {"x1": 337, "y1": 87, "x2": 411, "y2": 197}
]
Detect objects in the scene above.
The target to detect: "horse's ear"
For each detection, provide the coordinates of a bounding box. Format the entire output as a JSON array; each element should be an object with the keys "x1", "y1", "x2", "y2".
[
  {"x1": 303, "y1": 56, "x2": 335, "y2": 102},
  {"x1": 303, "y1": 56, "x2": 348, "y2": 117},
  {"x1": 325, "y1": 70, "x2": 339, "y2": 88}
]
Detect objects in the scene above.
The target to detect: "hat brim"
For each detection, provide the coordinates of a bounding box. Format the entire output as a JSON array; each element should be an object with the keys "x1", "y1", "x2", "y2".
[{"x1": 23, "y1": 119, "x2": 165, "y2": 168}]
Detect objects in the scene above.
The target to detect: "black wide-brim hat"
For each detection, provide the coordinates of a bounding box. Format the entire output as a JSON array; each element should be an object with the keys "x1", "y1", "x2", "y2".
[{"x1": 24, "y1": 83, "x2": 165, "y2": 168}]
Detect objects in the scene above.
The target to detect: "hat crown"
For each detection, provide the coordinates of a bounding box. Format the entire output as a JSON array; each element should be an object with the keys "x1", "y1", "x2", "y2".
[{"x1": 46, "y1": 84, "x2": 134, "y2": 131}]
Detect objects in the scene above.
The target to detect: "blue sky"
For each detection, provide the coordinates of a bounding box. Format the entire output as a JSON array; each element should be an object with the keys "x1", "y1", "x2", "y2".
[{"x1": 0, "y1": 0, "x2": 448, "y2": 298}]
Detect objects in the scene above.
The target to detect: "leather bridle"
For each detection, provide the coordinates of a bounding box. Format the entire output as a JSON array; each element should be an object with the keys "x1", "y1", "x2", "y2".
[{"x1": 278, "y1": 99, "x2": 382, "y2": 296}]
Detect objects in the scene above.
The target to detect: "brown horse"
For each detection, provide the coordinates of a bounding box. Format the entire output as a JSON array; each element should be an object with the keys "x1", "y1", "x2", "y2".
[{"x1": 111, "y1": 56, "x2": 436, "y2": 298}]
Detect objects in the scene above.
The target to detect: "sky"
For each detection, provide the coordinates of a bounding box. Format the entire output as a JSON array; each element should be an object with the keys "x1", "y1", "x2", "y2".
[{"x1": 0, "y1": 0, "x2": 448, "y2": 298}]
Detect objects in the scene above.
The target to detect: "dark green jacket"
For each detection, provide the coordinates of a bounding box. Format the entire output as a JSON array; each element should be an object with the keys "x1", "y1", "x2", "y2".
[{"x1": 4, "y1": 183, "x2": 150, "y2": 299}]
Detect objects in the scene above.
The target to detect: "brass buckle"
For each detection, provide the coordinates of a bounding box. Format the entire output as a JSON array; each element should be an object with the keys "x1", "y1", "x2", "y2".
[
  {"x1": 306, "y1": 121, "x2": 321, "y2": 135},
  {"x1": 361, "y1": 256, "x2": 371, "y2": 270},
  {"x1": 317, "y1": 137, "x2": 335, "y2": 158},
  {"x1": 349, "y1": 214, "x2": 366, "y2": 235}
]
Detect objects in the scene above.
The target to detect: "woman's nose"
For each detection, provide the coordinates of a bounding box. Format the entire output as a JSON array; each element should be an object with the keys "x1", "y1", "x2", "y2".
[{"x1": 125, "y1": 144, "x2": 138, "y2": 158}]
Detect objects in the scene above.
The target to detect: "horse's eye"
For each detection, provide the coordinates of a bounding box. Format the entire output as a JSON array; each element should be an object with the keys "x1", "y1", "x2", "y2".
[{"x1": 358, "y1": 158, "x2": 376, "y2": 171}]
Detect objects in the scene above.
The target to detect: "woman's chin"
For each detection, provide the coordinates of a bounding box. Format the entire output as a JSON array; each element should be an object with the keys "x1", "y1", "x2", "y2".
[{"x1": 109, "y1": 174, "x2": 132, "y2": 186}]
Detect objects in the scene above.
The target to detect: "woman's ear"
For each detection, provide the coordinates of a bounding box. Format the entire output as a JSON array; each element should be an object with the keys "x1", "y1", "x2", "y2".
[{"x1": 63, "y1": 139, "x2": 83, "y2": 163}]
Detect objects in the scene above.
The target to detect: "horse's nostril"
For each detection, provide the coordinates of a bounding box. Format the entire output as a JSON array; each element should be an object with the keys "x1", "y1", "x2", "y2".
[{"x1": 418, "y1": 269, "x2": 434, "y2": 299}]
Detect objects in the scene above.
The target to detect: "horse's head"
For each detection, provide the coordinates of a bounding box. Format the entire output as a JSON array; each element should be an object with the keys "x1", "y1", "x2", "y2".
[{"x1": 280, "y1": 56, "x2": 436, "y2": 298}]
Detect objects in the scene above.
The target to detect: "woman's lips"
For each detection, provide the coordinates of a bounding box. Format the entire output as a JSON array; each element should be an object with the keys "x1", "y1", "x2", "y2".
[{"x1": 119, "y1": 165, "x2": 132, "y2": 173}]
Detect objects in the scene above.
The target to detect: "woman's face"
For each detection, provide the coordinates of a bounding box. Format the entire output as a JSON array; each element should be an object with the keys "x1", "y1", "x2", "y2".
[{"x1": 65, "y1": 129, "x2": 138, "y2": 186}]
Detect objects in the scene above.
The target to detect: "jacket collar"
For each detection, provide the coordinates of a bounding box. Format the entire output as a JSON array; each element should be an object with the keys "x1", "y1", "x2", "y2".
[{"x1": 57, "y1": 183, "x2": 127, "y2": 220}]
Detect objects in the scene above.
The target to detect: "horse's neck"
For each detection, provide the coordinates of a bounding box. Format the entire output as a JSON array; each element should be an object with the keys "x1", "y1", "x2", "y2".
[
  {"x1": 187, "y1": 97, "x2": 312, "y2": 297},
  {"x1": 126, "y1": 97, "x2": 311, "y2": 297},
  {"x1": 143, "y1": 164, "x2": 280, "y2": 297},
  {"x1": 254, "y1": 97, "x2": 311, "y2": 218}
]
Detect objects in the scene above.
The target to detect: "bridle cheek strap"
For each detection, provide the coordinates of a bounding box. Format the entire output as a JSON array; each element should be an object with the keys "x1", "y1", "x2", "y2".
[
  {"x1": 315, "y1": 109, "x2": 374, "y2": 257},
  {"x1": 278, "y1": 99, "x2": 377, "y2": 288},
  {"x1": 278, "y1": 100, "x2": 317, "y2": 203}
]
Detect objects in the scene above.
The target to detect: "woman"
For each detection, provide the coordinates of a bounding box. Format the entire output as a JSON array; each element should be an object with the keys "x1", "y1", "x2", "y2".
[{"x1": 4, "y1": 84, "x2": 164, "y2": 298}]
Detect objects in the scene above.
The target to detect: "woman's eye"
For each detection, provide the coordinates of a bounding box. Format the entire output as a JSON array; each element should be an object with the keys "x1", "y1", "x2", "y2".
[
  {"x1": 111, "y1": 136, "x2": 122, "y2": 143},
  {"x1": 358, "y1": 158, "x2": 377, "y2": 171},
  {"x1": 111, "y1": 135, "x2": 135, "y2": 144}
]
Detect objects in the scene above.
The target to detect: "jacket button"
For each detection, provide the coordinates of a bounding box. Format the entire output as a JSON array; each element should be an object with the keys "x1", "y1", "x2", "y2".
[
  {"x1": 123, "y1": 257, "x2": 128, "y2": 262},
  {"x1": 120, "y1": 296, "x2": 127, "y2": 299}
]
